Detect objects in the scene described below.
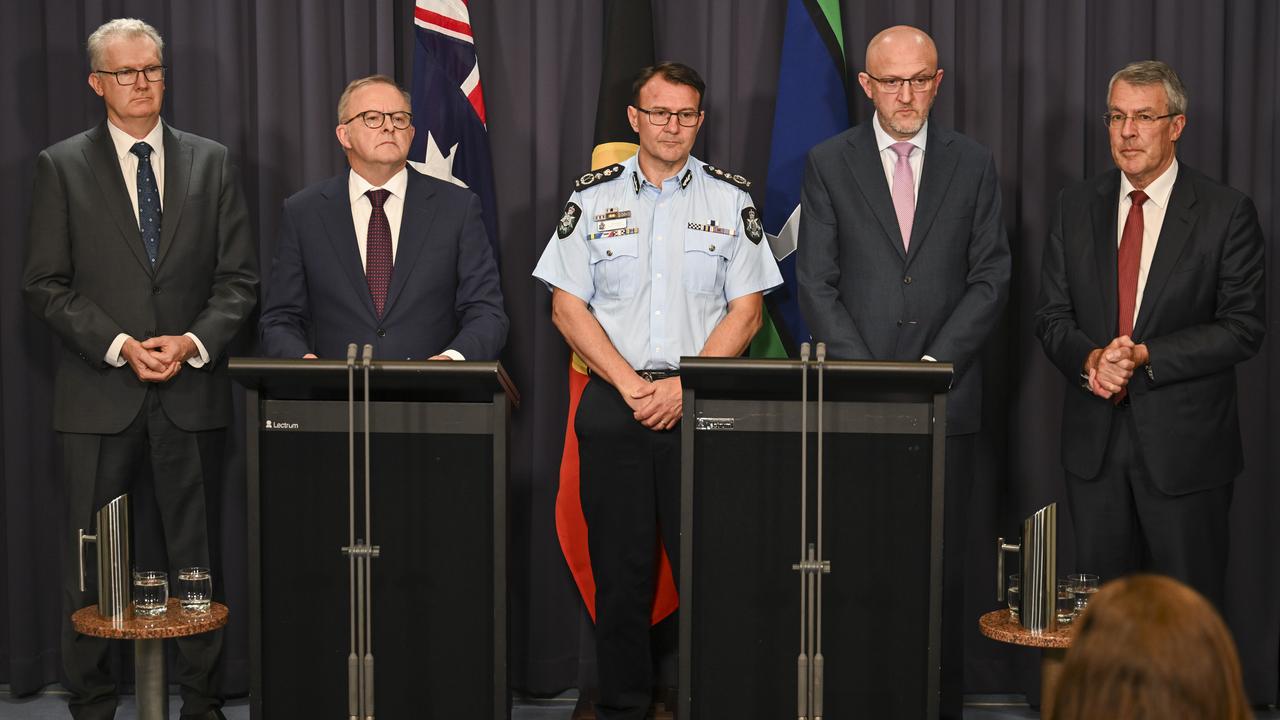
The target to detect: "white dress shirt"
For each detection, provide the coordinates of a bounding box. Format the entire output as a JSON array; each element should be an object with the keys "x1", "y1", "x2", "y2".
[
  {"x1": 103, "y1": 119, "x2": 209, "y2": 368},
  {"x1": 872, "y1": 113, "x2": 927, "y2": 203},
  {"x1": 1117, "y1": 160, "x2": 1179, "y2": 330}
]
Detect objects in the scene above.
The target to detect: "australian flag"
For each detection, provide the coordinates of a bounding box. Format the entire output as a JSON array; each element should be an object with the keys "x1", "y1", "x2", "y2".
[{"x1": 409, "y1": 0, "x2": 500, "y2": 260}]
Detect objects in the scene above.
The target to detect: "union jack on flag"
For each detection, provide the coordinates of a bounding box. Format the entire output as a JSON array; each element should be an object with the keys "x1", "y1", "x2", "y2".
[{"x1": 409, "y1": 0, "x2": 500, "y2": 258}]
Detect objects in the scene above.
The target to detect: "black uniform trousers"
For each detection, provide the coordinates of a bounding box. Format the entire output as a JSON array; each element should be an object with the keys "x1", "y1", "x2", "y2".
[
  {"x1": 1064, "y1": 405, "x2": 1232, "y2": 611},
  {"x1": 576, "y1": 376, "x2": 681, "y2": 720},
  {"x1": 60, "y1": 389, "x2": 224, "y2": 720}
]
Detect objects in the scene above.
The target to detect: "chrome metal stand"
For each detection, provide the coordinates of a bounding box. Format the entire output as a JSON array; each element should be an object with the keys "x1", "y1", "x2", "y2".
[
  {"x1": 793, "y1": 342, "x2": 832, "y2": 720},
  {"x1": 342, "y1": 344, "x2": 380, "y2": 720}
]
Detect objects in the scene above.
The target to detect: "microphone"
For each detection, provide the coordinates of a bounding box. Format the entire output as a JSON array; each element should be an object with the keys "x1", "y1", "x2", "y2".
[
  {"x1": 346, "y1": 342, "x2": 358, "y2": 368},
  {"x1": 361, "y1": 343, "x2": 373, "y2": 369}
]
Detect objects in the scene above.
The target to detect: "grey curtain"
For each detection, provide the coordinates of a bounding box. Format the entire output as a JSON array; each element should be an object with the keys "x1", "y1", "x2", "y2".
[{"x1": 2, "y1": 0, "x2": 1276, "y2": 705}]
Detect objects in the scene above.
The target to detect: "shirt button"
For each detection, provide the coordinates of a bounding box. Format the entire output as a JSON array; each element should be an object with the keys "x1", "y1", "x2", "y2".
[
  {"x1": 656, "y1": 273, "x2": 662, "y2": 279},
  {"x1": 655, "y1": 310, "x2": 662, "y2": 316},
  {"x1": 151, "y1": 286, "x2": 161, "y2": 295},
  {"x1": 709, "y1": 244, "x2": 715, "y2": 252},
  {"x1": 606, "y1": 250, "x2": 613, "y2": 257},
  {"x1": 376, "y1": 328, "x2": 386, "y2": 337},
  {"x1": 903, "y1": 276, "x2": 912, "y2": 284}
]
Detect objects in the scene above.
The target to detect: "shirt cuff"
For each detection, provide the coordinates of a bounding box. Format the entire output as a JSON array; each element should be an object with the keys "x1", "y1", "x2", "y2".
[
  {"x1": 185, "y1": 332, "x2": 210, "y2": 368},
  {"x1": 440, "y1": 349, "x2": 465, "y2": 361},
  {"x1": 920, "y1": 355, "x2": 937, "y2": 362},
  {"x1": 106, "y1": 333, "x2": 130, "y2": 367}
]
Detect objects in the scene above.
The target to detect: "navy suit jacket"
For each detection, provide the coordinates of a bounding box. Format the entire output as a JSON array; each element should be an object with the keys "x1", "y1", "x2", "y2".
[
  {"x1": 259, "y1": 166, "x2": 507, "y2": 361},
  {"x1": 797, "y1": 121, "x2": 1011, "y2": 435},
  {"x1": 1035, "y1": 164, "x2": 1265, "y2": 494}
]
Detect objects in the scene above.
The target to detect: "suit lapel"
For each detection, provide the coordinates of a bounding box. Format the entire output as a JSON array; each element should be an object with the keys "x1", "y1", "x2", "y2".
[
  {"x1": 907, "y1": 124, "x2": 959, "y2": 264},
  {"x1": 1133, "y1": 169, "x2": 1197, "y2": 339},
  {"x1": 1091, "y1": 171, "x2": 1121, "y2": 336},
  {"x1": 83, "y1": 124, "x2": 153, "y2": 274},
  {"x1": 156, "y1": 123, "x2": 191, "y2": 269},
  {"x1": 319, "y1": 174, "x2": 378, "y2": 321},
  {"x1": 382, "y1": 169, "x2": 438, "y2": 318},
  {"x1": 843, "y1": 124, "x2": 907, "y2": 260}
]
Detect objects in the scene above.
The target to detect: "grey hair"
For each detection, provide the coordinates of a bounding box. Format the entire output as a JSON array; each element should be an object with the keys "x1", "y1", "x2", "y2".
[
  {"x1": 1108, "y1": 60, "x2": 1188, "y2": 116},
  {"x1": 87, "y1": 18, "x2": 164, "y2": 70},
  {"x1": 336, "y1": 75, "x2": 412, "y2": 123}
]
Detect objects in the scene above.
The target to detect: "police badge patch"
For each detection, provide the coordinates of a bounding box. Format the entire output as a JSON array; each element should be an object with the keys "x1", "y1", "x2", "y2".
[
  {"x1": 742, "y1": 206, "x2": 764, "y2": 244},
  {"x1": 557, "y1": 202, "x2": 582, "y2": 239}
]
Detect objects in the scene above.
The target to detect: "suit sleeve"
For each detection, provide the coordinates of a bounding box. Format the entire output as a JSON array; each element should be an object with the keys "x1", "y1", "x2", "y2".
[
  {"x1": 185, "y1": 146, "x2": 259, "y2": 362},
  {"x1": 922, "y1": 151, "x2": 1011, "y2": 374},
  {"x1": 796, "y1": 149, "x2": 873, "y2": 358},
  {"x1": 1139, "y1": 194, "x2": 1265, "y2": 387},
  {"x1": 258, "y1": 198, "x2": 313, "y2": 358},
  {"x1": 23, "y1": 149, "x2": 125, "y2": 365},
  {"x1": 445, "y1": 193, "x2": 508, "y2": 361},
  {"x1": 1035, "y1": 190, "x2": 1101, "y2": 381}
]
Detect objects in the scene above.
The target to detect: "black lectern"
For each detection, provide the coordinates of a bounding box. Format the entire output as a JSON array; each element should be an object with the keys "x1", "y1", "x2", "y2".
[
  {"x1": 230, "y1": 358, "x2": 517, "y2": 719},
  {"x1": 678, "y1": 357, "x2": 952, "y2": 719}
]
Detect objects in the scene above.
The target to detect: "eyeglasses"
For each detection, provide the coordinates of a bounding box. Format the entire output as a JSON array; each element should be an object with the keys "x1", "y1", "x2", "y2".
[
  {"x1": 94, "y1": 65, "x2": 166, "y2": 86},
  {"x1": 343, "y1": 110, "x2": 414, "y2": 130},
  {"x1": 1102, "y1": 112, "x2": 1177, "y2": 128},
  {"x1": 634, "y1": 107, "x2": 701, "y2": 127},
  {"x1": 864, "y1": 70, "x2": 939, "y2": 93}
]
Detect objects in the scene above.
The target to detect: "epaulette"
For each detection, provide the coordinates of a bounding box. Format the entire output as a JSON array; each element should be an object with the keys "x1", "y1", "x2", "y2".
[
  {"x1": 703, "y1": 164, "x2": 752, "y2": 191},
  {"x1": 574, "y1": 163, "x2": 626, "y2": 191}
]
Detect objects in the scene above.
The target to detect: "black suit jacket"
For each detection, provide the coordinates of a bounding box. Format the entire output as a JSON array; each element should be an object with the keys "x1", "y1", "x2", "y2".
[
  {"x1": 1035, "y1": 164, "x2": 1266, "y2": 495},
  {"x1": 23, "y1": 122, "x2": 259, "y2": 434},
  {"x1": 258, "y1": 166, "x2": 507, "y2": 361},
  {"x1": 797, "y1": 121, "x2": 1011, "y2": 435}
]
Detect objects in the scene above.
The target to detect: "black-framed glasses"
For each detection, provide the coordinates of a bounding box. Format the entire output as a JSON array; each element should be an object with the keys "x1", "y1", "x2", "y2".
[
  {"x1": 1102, "y1": 112, "x2": 1177, "y2": 128},
  {"x1": 94, "y1": 65, "x2": 166, "y2": 86},
  {"x1": 343, "y1": 110, "x2": 414, "y2": 130},
  {"x1": 634, "y1": 107, "x2": 701, "y2": 127},
  {"x1": 864, "y1": 70, "x2": 939, "y2": 93}
]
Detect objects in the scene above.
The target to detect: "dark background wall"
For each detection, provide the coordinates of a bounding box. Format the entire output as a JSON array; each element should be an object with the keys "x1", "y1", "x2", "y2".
[{"x1": 2, "y1": 0, "x2": 1276, "y2": 704}]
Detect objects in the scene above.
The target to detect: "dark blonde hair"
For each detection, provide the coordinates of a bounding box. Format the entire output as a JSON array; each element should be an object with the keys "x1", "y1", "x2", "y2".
[
  {"x1": 336, "y1": 75, "x2": 411, "y2": 124},
  {"x1": 1051, "y1": 574, "x2": 1249, "y2": 720}
]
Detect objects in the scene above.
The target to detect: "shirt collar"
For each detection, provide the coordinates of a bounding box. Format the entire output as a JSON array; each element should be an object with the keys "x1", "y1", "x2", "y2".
[
  {"x1": 106, "y1": 118, "x2": 165, "y2": 164},
  {"x1": 872, "y1": 112, "x2": 928, "y2": 155},
  {"x1": 348, "y1": 166, "x2": 409, "y2": 205},
  {"x1": 1119, "y1": 159, "x2": 1179, "y2": 209},
  {"x1": 631, "y1": 155, "x2": 694, "y2": 195}
]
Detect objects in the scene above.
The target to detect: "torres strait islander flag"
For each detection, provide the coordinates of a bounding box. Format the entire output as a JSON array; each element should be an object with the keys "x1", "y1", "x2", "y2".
[
  {"x1": 554, "y1": 0, "x2": 679, "y2": 626},
  {"x1": 409, "y1": 0, "x2": 500, "y2": 259}
]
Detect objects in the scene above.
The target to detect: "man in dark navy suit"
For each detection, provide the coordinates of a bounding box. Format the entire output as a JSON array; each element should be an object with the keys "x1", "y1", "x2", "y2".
[{"x1": 260, "y1": 75, "x2": 507, "y2": 361}]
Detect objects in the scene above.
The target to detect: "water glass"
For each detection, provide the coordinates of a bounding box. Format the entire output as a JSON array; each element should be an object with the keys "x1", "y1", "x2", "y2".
[
  {"x1": 1007, "y1": 573, "x2": 1021, "y2": 620},
  {"x1": 1055, "y1": 579, "x2": 1075, "y2": 625},
  {"x1": 177, "y1": 567, "x2": 213, "y2": 614},
  {"x1": 1068, "y1": 573, "x2": 1100, "y2": 613},
  {"x1": 133, "y1": 570, "x2": 168, "y2": 617}
]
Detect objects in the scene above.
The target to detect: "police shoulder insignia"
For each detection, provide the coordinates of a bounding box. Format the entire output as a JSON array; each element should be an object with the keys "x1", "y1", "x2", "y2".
[
  {"x1": 741, "y1": 206, "x2": 764, "y2": 245},
  {"x1": 574, "y1": 163, "x2": 626, "y2": 191},
  {"x1": 557, "y1": 202, "x2": 582, "y2": 239},
  {"x1": 703, "y1": 164, "x2": 753, "y2": 191}
]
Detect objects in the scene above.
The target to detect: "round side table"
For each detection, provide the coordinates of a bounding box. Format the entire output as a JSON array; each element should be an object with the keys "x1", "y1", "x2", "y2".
[
  {"x1": 978, "y1": 609, "x2": 1074, "y2": 712},
  {"x1": 72, "y1": 599, "x2": 228, "y2": 720}
]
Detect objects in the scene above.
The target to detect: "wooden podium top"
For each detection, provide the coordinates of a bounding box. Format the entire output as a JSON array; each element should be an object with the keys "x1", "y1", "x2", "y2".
[
  {"x1": 72, "y1": 600, "x2": 227, "y2": 640},
  {"x1": 979, "y1": 608, "x2": 1075, "y2": 649}
]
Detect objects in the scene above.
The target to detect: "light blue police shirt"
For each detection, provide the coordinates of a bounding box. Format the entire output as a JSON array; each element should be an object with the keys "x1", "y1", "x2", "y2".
[{"x1": 533, "y1": 154, "x2": 783, "y2": 370}]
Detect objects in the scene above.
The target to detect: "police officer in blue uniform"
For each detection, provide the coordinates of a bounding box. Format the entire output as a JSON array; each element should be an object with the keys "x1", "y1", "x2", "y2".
[{"x1": 533, "y1": 62, "x2": 782, "y2": 720}]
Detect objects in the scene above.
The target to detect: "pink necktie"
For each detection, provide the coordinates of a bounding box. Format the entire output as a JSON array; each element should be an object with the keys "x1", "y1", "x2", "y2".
[{"x1": 890, "y1": 141, "x2": 916, "y2": 250}]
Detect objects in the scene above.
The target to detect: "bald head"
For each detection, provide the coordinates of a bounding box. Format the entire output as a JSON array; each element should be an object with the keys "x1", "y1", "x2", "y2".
[{"x1": 865, "y1": 25, "x2": 937, "y2": 74}]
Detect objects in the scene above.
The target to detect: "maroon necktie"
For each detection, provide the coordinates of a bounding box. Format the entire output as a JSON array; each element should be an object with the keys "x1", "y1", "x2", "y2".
[
  {"x1": 365, "y1": 188, "x2": 393, "y2": 318},
  {"x1": 1117, "y1": 189, "x2": 1148, "y2": 338}
]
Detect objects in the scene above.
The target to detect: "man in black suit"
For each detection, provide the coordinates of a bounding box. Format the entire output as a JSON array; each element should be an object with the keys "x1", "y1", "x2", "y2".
[
  {"x1": 1036, "y1": 60, "x2": 1265, "y2": 610},
  {"x1": 797, "y1": 25, "x2": 1010, "y2": 717},
  {"x1": 259, "y1": 75, "x2": 507, "y2": 361},
  {"x1": 23, "y1": 18, "x2": 258, "y2": 720}
]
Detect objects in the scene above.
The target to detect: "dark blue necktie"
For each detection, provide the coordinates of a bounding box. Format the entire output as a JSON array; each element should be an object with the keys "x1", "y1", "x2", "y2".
[{"x1": 130, "y1": 142, "x2": 161, "y2": 264}]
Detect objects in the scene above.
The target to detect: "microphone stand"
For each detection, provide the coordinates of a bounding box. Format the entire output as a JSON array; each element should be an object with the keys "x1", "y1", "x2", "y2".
[
  {"x1": 793, "y1": 342, "x2": 832, "y2": 720},
  {"x1": 342, "y1": 344, "x2": 379, "y2": 719}
]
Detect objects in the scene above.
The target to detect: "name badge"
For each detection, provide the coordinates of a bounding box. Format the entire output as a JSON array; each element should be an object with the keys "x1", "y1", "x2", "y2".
[{"x1": 595, "y1": 218, "x2": 628, "y2": 232}]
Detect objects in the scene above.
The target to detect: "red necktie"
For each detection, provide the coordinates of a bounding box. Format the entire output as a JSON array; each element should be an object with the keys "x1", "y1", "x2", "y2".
[
  {"x1": 365, "y1": 188, "x2": 393, "y2": 318},
  {"x1": 1117, "y1": 189, "x2": 1148, "y2": 338}
]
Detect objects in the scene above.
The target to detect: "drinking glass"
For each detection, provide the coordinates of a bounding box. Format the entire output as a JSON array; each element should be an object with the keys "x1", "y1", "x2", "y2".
[
  {"x1": 133, "y1": 570, "x2": 168, "y2": 617},
  {"x1": 1007, "y1": 573, "x2": 1021, "y2": 620},
  {"x1": 177, "y1": 567, "x2": 213, "y2": 614},
  {"x1": 1068, "y1": 573, "x2": 1100, "y2": 613},
  {"x1": 1055, "y1": 579, "x2": 1075, "y2": 625}
]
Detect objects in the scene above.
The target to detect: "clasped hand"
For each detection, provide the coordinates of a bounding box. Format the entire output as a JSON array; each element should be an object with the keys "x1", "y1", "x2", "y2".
[
  {"x1": 626, "y1": 376, "x2": 682, "y2": 431},
  {"x1": 121, "y1": 335, "x2": 196, "y2": 383},
  {"x1": 1086, "y1": 335, "x2": 1146, "y2": 399}
]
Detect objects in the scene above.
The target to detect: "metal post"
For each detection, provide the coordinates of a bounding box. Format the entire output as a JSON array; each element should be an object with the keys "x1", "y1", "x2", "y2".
[{"x1": 134, "y1": 638, "x2": 167, "y2": 720}]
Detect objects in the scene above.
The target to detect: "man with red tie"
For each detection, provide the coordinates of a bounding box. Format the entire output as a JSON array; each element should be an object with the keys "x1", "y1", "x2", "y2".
[{"x1": 1035, "y1": 61, "x2": 1265, "y2": 610}]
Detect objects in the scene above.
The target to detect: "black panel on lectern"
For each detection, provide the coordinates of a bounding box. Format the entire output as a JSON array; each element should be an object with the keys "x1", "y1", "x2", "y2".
[
  {"x1": 259, "y1": 431, "x2": 494, "y2": 717},
  {"x1": 690, "y1": 432, "x2": 932, "y2": 717}
]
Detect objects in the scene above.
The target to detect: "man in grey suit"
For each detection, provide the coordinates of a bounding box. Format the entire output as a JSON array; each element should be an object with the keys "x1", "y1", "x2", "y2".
[
  {"x1": 796, "y1": 25, "x2": 1010, "y2": 718},
  {"x1": 23, "y1": 18, "x2": 257, "y2": 720}
]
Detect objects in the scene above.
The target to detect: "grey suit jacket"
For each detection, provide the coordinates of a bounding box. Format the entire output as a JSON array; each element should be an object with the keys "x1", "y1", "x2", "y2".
[
  {"x1": 258, "y1": 166, "x2": 507, "y2": 361},
  {"x1": 1035, "y1": 165, "x2": 1265, "y2": 494},
  {"x1": 797, "y1": 121, "x2": 1010, "y2": 435},
  {"x1": 23, "y1": 121, "x2": 259, "y2": 434}
]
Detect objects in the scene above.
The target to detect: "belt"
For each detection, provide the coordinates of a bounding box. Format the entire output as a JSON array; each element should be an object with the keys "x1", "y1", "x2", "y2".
[{"x1": 637, "y1": 369, "x2": 679, "y2": 382}]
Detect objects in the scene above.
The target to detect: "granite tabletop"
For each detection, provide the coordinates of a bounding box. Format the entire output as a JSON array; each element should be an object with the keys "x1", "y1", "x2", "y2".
[
  {"x1": 72, "y1": 600, "x2": 228, "y2": 640},
  {"x1": 979, "y1": 608, "x2": 1075, "y2": 649}
]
